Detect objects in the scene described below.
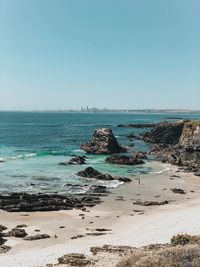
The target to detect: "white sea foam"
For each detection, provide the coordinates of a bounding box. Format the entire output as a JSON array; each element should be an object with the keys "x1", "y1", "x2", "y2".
[
  {"x1": 100, "y1": 179, "x2": 124, "y2": 188},
  {"x1": 24, "y1": 153, "x2": 37, "y2": 158},
  {"x1": 149, "y1": 167, "x2": 171, "y2": 174}
]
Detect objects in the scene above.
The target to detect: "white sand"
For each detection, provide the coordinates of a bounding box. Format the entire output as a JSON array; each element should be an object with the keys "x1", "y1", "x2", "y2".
[{"x1": 0, "y1": 162, "x2": 200, "y2": 267}]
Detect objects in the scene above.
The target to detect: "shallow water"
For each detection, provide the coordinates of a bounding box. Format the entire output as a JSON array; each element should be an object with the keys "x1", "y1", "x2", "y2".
[{"x1": 0, "y1": 112, "x2": 199, "y2": 194}]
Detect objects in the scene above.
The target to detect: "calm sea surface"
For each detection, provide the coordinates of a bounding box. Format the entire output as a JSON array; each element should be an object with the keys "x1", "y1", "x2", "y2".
[{"x1": 0, "y1": 112, "x2": 199, "y2": 194}]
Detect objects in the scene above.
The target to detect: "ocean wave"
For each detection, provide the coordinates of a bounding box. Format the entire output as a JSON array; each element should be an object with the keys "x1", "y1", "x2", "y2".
[
  {"x1": 4, "y1": 150, "x2": 70, "y2": 161},
  {"x1": 8, "y1": 153, "x2": 37, "y2": 160}
]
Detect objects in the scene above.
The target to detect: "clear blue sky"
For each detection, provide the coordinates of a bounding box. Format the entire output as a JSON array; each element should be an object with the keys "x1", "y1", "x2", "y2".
[{"x1": 0, "y1": 0, "x2": 199, "y2": 110}]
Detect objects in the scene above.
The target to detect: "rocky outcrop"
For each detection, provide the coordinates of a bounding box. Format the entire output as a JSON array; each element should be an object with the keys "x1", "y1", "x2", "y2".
[
  {"x1": 58, "y1": 253, "x2": 92, "y2": 266},
  {"x1": 105, "y1": 153, "x2": 145, "y2": 165},
  {"x1": 9, "y1": 228, "x2": 28, "y2": 238},
  {"x1": 81, "y1": 128, "x2": 126, "y2": 154},
  {"x1": 0, "y1": 193, "x2": 101, "y2": 212},
  {"x1": 142, "y1": 121, "x2": 185, "y2": 144},
  {"x1": 179, "y1": 121, "x2": 200, "y2": 149},
  {"x1": 77, "y1": 167, "x2": 131, "y2": 182},
  {"x1": 143, "y1": 120, "x2": 200, "y2": 176}
]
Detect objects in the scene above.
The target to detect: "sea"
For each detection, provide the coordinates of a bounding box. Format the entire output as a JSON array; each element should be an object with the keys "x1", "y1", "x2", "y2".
[{"x1": 0, "y1": 112, "x2": 199, "y2": 195}]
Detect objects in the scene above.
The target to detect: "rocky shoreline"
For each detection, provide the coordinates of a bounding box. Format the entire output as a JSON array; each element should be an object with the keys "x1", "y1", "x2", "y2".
[
  {"x1": 0, "y1": 119, "x2": 200, "y2": 264},
  {"x1": 141, "y1": 120, "x2": 200, "y2": 176},
  {"x1": 0, "y1": 119, "x2": 199, "y2": 214}
]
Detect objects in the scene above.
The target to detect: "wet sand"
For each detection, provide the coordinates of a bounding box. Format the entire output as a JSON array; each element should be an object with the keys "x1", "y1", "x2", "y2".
[{"x1": 0, "y1": 161, "x2": 200, "y2": 267}]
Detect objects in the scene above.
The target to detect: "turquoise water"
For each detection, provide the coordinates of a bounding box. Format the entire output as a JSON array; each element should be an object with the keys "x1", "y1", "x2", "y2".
[{"x1": 0, "y1": 112, "x2": 199, "y2": 194}]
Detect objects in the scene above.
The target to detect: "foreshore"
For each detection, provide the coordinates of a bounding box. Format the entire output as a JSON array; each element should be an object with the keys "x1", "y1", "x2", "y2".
[{"x1": 0, "y1": 161, "x2": 200, "y2": 267}]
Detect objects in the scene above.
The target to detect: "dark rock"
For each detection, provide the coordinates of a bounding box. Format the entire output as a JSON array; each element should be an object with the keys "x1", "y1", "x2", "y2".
[
  {"x1": 0, "y1": 192, "x2": 101, "y2": 212},
  {"x1": 0, "y1": 245, "x2": 11, "y2": 254},
  {"x1": 16, "y1": 224, "x2": 27, "y2": 228},
  {"x1": 171, "y1": 188, "x2": 186, "y2": 194},
  {"x1": 77, "y1": 167, "x2": 131, "y2": 183},
  {"x1": 0, "y1": 232, "x2": 6, "y2": 246},
  {"x1": 81, "y1": 128, "x2": 126, "y2": 154},
  {"x1": 10, "y1": 228, "x2": 27, "y2": 238},
  {"x1": 105, "y1": 153, "x2": 145, "y2": 165},
  {"x1": 24, "y1": 234, "x2": 50, "y2": 241},
  {"x1": 170, "y1": 175, "x2": 181, "y2": 178},
  {"x1": 118, "y1": 177, "x2": 131, "y2": 182},
  {"x1": 77, "y1": 167, "x2": 104, "y2": 178},
  {"x1": 68, "y1": 156, "x2": 86, "y2": 165},
  {"x1": 70, "y1": 234, "x2": 85, "y2": 240},
  {"x1": 95, "y1": 228, "x2": 112, "y2": 232},
  {"x1": 0, "y1": 225, "x2": 7, "y2": 232},
  {"x1": 58, "y1": 253, "x2": 91, "y2": 266},
  {"x1": 142, "y1": 121, "x2": 185, "y2": 145},
  {"x1": 59, "y1": 156, "x2": 86, "y2": 166},
  {"x1": 86, "y1": 232, "x2": 107, "y2": 236},
  {"x1": 133, "y1": 200, "x2": 169, "y2": 206},
  {"x1": 143, "y1": 120, "x2": 200, "y2": 177}
]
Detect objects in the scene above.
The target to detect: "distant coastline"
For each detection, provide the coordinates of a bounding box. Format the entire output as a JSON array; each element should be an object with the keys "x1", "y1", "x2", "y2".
[{"x1": 0, "y1": 109, "x2": 200, "y2": 114}]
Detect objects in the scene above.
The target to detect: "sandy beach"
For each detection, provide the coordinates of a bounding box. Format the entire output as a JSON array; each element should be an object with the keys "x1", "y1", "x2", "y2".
[{"x1": 1, "y1": 161, "x2": 200, "y2": 267}]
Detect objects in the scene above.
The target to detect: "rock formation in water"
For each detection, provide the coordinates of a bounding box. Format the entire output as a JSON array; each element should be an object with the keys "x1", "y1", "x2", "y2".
[
  {"x1": 105, "y1": 153, "x2": 146, "y2": 165},
  {"x1": 77, "y1": 167, "x2": 131, "y2": 182},
  {"x1": 81, "y1": 128, "x2": 126, "y2": 154},
  {"x1": 59, "y1": 156, "x2": 86, "y2": 165}
]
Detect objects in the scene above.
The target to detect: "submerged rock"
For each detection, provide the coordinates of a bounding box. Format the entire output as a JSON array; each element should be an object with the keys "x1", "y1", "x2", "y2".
[
  {"x1": 81, "y1": 128, "x2": 126, "y2": 154},
  {"x1": 59, "y1": 156, "x2": 86, "y2": 165},
  {"x1": 105, "y1": 153, "x2": 145, "y2": 165}
]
